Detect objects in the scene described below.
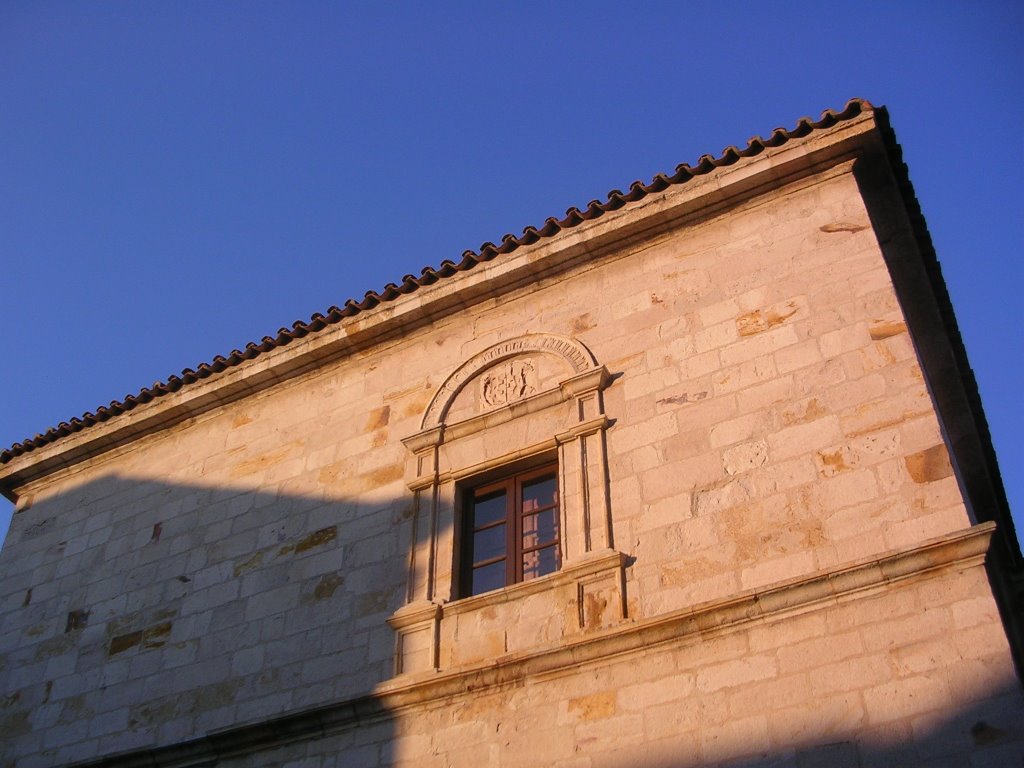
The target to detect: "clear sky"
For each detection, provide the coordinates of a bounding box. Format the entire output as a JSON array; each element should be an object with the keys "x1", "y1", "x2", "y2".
[{"x1": 1, "y1": 2, "x2": 1021, "y2": 548}]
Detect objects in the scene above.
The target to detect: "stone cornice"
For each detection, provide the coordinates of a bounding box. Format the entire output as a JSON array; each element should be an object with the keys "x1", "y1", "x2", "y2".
[
  {"x1": 0, "y1": 110, "x2": 880, "y2": 497},
  {"x1": 65, "y1": 521, "x2": 994, "y2": 768}
]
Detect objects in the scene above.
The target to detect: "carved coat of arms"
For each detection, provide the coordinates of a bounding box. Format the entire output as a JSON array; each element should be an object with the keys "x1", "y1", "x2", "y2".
[{"x1": 479, "y1": 359, "x2": 538, "y2": 410}]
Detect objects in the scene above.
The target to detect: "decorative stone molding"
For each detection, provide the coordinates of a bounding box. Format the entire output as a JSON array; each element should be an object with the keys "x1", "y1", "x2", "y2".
[
  {"x1": 432, "y1": 549, "x2": 628, "y2": 669},
  {"x1": 68, "y1": 523, "x2": 996, "y2": 768},
  {"x1": 392, "y1": 334, "x2": 622, "y2": 675},
  {"x1": 421, "y1": 334, "x2": 597, "y2": 429},
  {"x1": 386, "y1": 601, "x2": 442, "y2": 675}
]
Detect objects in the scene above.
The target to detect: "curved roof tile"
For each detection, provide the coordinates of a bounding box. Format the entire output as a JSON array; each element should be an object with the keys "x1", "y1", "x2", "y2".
[{"x1": 0, "y1": 98, "x2": 873, "y2": 465}]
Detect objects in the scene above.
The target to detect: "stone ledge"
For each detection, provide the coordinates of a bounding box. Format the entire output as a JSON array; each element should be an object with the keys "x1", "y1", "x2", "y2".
[
  {"x1": 385, "y1": 600, "x2": 442, "y2": 631},
  {"x1": 440, "y1": 547, "x2": 626, "y2": 619},
  {"x1": 66, "y1": 521, "x2": 994, "y2": 768}
]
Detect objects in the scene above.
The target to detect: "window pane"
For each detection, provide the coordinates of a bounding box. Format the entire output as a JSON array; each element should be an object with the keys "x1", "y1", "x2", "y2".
[
  {"x1": 522, "y1": 545, "x2": 558, "y2": 582},
  {"x1": 521, "y1": 475, "x2": 556, "y2": 513},
  {"x1": 473, "y1": 489, "x2": 507, "y2": 527},
  {"x1": 473, "y1": 523, "x2": 506, "y2": 563},
  {"x1": 471, "y1": 560, "x2": 506, "y2": 596},
  {"x1": 521, "y1": 508, "x2": 558, "y2": 550}
]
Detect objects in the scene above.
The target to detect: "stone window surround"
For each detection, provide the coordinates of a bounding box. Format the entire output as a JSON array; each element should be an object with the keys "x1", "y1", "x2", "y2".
[{"x1": 389, "y1": 334, "x2": 627, "y2": 676}]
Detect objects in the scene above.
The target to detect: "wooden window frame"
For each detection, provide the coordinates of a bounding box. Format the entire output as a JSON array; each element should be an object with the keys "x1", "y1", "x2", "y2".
[{"x1": 459, "y1": 463, "x2": 561, "y2": 598}]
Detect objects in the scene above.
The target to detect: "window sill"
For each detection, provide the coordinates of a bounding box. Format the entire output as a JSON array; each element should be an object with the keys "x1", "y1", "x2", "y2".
[
  {"x1": 387, "y1": 549, "x2": 628, "y2": 675},
  {"x1": 443, "y1": 548, "x2": 627, "y2": 618}
]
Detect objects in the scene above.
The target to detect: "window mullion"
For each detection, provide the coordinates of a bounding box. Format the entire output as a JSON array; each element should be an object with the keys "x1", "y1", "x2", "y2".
[{"x1": 507, "y1": 478, "x2": 519, "y2": 586}]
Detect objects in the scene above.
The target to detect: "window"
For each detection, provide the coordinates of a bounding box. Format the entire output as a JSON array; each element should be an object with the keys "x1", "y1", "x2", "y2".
[
  {"x1": 460, "y1": 464, "x2": 561, "y2": 597},
  {"x1": 392, "y1": 343, "x2": 617, "y2": 673}
]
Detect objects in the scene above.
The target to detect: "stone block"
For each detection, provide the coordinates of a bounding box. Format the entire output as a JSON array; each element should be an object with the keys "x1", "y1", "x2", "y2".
[
  {"x1": 713, "y1": 355, "x2": 778, "y2": 395},
  {"x1": 699, "y1": 297, "x2": 741, "y2": 327},
  {"x1": 777, "y1": 630, "x2": 863, "y2": 675},
  {"x1": 950, "y1": 595, "x2": 1001, "y2": 630},
  {"x1": 686, "y1": 349, "x2": 722, "y2": 378},
  {"x1": 727, "y1": 672, "x2": 812, "y2": 720},
  {"x1": 723, "y1": 440, "x2": 768, "y2": 475},
  {"x1": 767, "y1": 694, "x2": 865, "y2": 750},
  {"x1": 610, "y1": 412, "x2": 679, "y2": 453},
  {"x1": 862, "y1": 674, "x2": 951, "y2": 725},
  {"x1": 694, "y1": 320, "x2": 739, "y2": 353},
  {"x1": 862, "y1": 608, "x2": 953, "y2": 654},
  {"x1": 811, "y1": 655, "x2": 892, "y2": 696},
  {"x1": 721, "y1": 325, "x2": 799, "y2": 367},
  {"x1": 739, "y1": 551, "x2": 816, "y2": 591},
  {"x1": 768, "y1": 416, "x2": 843, "y2": 460},
  {"x1": 696, "y1": 654, "x2": 778, "y2": 693},
  {"x1": 903, "y1": 444, "x2": 954, "y2": 484},
  {"x1": 640, "y1": 451, "x2": 723, "y2": 500},
  {"x1": 818, "y1": 469, "x2": 879, "y2": 511},
  {"x1": 709, "y1": 412, "x2": 762, "y2": 449},
  {"x1": 701, "y1": 713, "x2": 770, "y2": 762}
]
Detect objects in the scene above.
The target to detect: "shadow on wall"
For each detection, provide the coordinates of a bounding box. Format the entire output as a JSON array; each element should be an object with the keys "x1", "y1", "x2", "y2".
[
  {"x1": 602, "y1": 678, "x2": 1024, "y2": 768},
  {"x1": 215, "y1": 677, "x2": 1024, "y2": 767},
  {"x1": 0, "y1": 506, "x2": 13, "y2": 553},
  {"x1": 0, "y1": 474, "x2": 411, "y2": 766},
  {"x1": 0, "y1": 474, "x2": 1022, "y2": 767}
]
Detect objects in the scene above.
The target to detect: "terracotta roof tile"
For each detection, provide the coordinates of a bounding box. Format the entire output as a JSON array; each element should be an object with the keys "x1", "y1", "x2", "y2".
[{"x1": 1, "y1": 98, "x2": 873, "y2": 465}]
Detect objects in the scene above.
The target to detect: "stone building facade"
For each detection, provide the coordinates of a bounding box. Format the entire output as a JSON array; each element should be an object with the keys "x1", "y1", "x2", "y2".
[{"x1": 1, "y1": 100, "x2": 1022, "y2": 766}]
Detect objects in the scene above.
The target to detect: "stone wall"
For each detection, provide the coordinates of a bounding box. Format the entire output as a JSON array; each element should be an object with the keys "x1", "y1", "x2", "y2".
[
  {"x1": 0, "y1": 130, "x2": 1021, "y2": 766},
  {"x1": 218, "y1": 565, "x2": 1022, "y2": 767}
]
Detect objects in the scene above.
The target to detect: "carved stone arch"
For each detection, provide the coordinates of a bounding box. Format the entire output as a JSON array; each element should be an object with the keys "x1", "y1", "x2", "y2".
[{"x1": 421, "y1": 334, "x2": 598, "y2": 429}]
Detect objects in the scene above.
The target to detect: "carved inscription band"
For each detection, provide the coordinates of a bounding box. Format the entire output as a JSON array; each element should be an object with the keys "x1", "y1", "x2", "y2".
[{"x1": 422, "y1": 334, "x2": 596, "y2": 428}]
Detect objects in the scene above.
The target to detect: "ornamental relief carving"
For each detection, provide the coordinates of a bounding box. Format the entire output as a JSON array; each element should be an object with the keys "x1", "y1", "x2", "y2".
[
  {"x1": 479, "y1": 358, "x2": 538, "y2": 411},
  {"x1": 421, "y1": 334, "x2": 596, "y2": 428}
]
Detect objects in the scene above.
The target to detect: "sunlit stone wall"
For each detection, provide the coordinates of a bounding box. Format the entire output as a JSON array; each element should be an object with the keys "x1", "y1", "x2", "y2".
[{"x1": 0, "y1": 125, "x2": 1020, "y2": 766}]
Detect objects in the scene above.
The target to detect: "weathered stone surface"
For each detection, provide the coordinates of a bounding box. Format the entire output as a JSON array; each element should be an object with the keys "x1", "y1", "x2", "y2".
[
  {"x1": 0, "y1": 104, "x2": 1019, "y2": 768},
  {"x1": 904, "y1": 444, "x2": 955, "y2": 484}
]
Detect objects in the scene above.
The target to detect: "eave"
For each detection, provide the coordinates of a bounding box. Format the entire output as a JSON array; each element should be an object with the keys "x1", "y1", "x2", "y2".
[{"x1": 0, "y1": 101, "x2": 881, "y2": 498}]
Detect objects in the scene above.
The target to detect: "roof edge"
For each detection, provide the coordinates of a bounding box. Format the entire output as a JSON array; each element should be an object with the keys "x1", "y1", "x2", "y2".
[{"x1": 1, "y1": 99, "x2": 875, "y2": 484}]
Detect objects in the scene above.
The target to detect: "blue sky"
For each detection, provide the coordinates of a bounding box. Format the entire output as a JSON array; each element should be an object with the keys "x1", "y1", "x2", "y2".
[{"x1": 1, "y1": 2, "x2": 1021, "y2": 548}]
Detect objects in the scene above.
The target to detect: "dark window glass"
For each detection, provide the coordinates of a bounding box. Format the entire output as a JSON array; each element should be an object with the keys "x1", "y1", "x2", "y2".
[
  {"x1": 474, "y1": 490, "x2": 507, "y2": 527},
  {"x1": 473, "y1": 524, "x2": 507, "y2": 563},
  {"x1": 461, "y1": 464, "x2": 560, "y2": 597},
  {"x1": 472, "y1": 560, "x2": 507, "y2": 595}
]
